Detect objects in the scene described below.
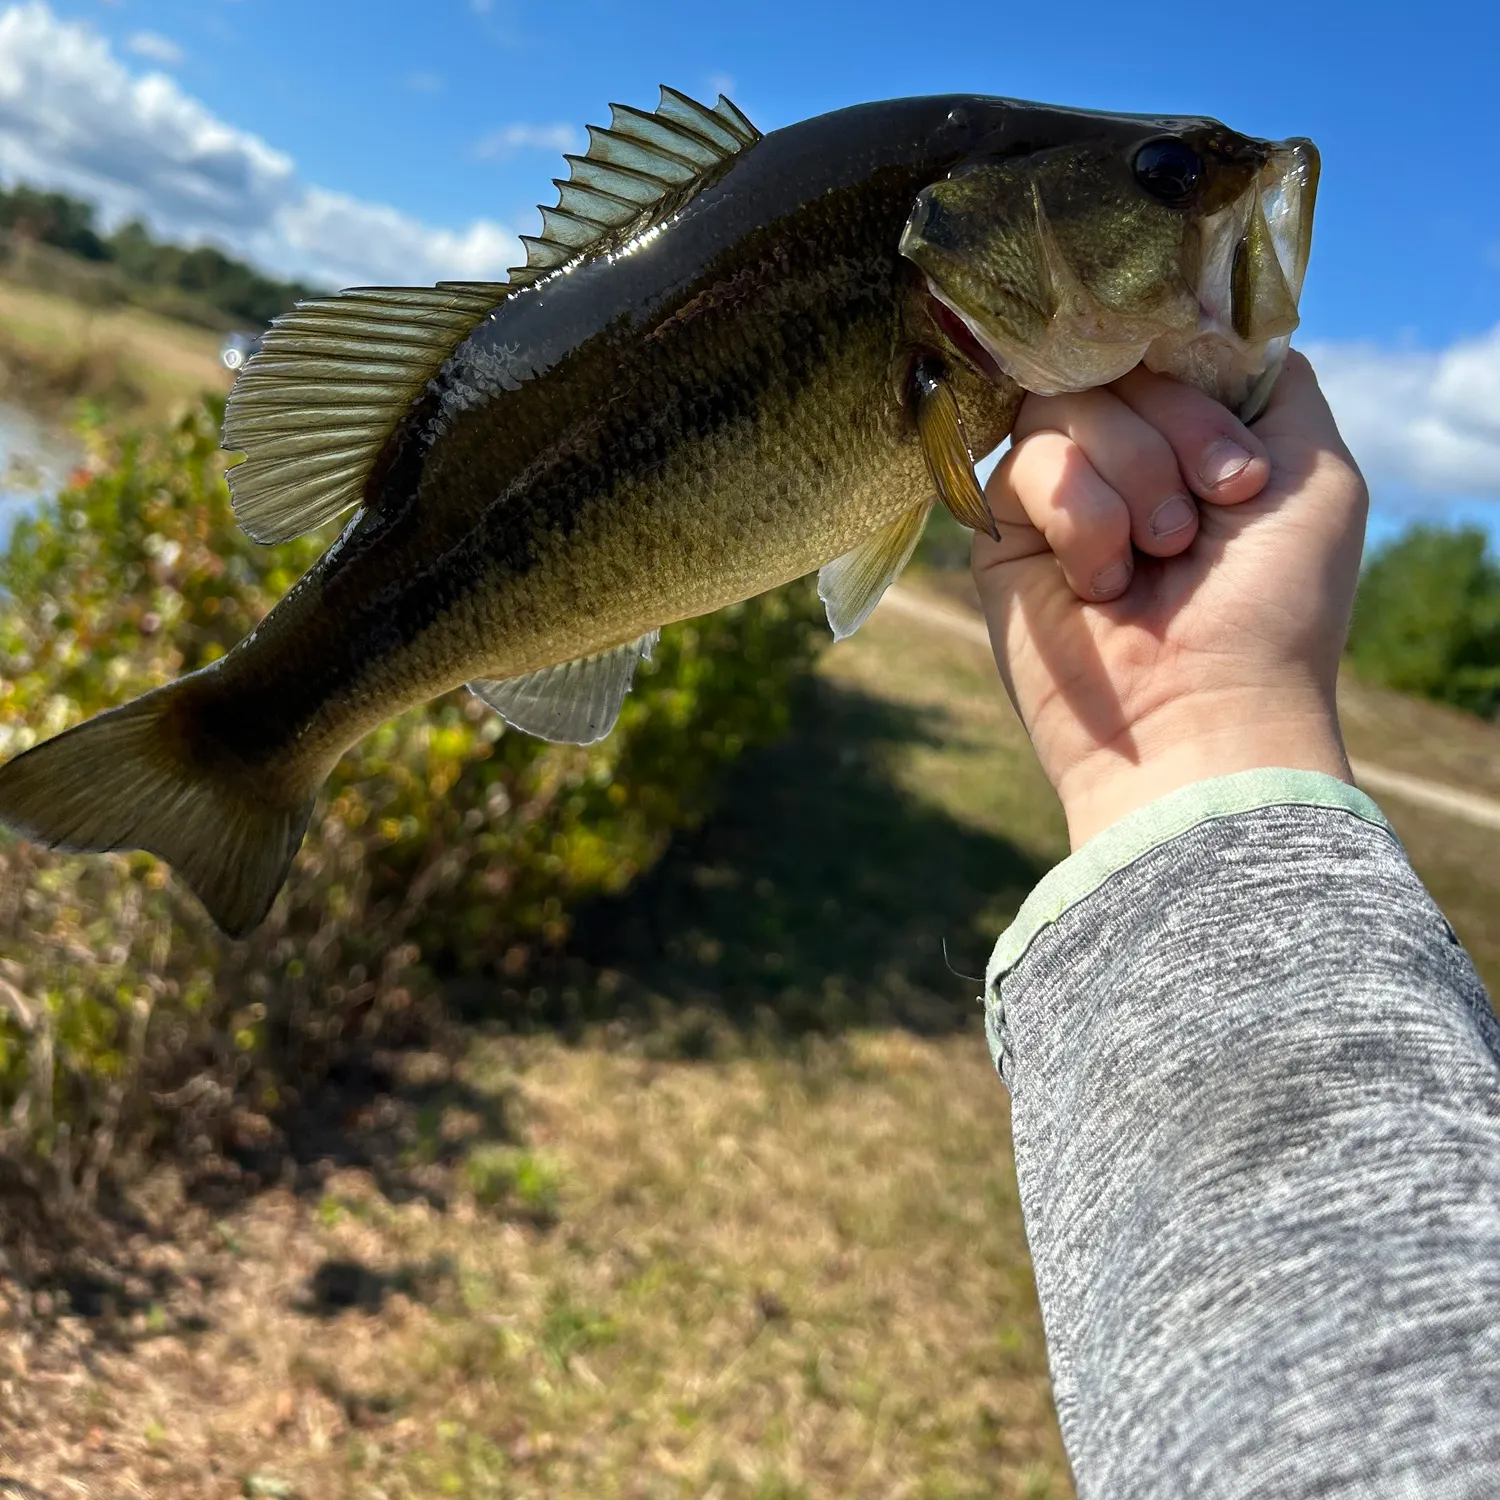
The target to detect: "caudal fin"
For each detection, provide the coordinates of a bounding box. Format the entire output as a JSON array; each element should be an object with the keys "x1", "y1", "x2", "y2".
[{"x1": 0, "y1": 683, "x2": 314, "y2": 937}]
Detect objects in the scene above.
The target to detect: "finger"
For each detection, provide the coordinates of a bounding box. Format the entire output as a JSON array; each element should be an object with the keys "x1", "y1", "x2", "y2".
[
  {"x1": 1011, "y1": 388, "x2": 1199, "y2": 558},
  {"x1": 986, "y1": 430, "x2": 1133, "y2": 601},
  {"x1": 1111, "y1": 367, "x2": 1271, "y2": 506},
  {"x1": 971, "y1": 521, "x2": 1053, "y2": 566},
  {"x1": 1251, "y1": 349, "x2": 1370, "y2": 538},
  {"x1": 1253, "y1": 349, "x2": 1352, "y2": 456}
]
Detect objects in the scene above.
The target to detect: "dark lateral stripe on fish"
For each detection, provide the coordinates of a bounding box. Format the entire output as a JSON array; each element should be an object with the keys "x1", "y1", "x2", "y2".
[{"x1": 191, "y1": 197, "x2": 928, "y2": 767}]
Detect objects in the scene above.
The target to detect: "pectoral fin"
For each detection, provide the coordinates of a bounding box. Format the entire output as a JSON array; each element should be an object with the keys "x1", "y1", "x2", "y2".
[
  {"x1": 818, "y1": 501, "x2": 932, "y2": 642},
  {"x1": 468, "y1": 631, "x2": 659, "y2": 744},
  {"x1": 912, "y1": 362, "x2": 999, "y2": 540}
]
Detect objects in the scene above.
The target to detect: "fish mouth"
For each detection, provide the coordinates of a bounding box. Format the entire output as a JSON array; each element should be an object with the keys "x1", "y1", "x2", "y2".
[
  {"x1": 1167, "y1": 138, "x2": 1320, "y2": 419},
  {"x1": 909, "y1": 137, "x2": 1320, "y2": 422}
]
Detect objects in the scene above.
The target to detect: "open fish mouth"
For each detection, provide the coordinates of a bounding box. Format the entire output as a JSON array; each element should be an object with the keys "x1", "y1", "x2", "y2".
[{"x1": 1154, "y1": 138, "x2": 1321, "y2": 420}]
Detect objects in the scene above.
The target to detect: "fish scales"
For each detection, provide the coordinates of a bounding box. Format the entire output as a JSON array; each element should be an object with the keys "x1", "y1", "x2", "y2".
[
  {"x1": 193, "y1": 122, "x2": 1016, "y2": 775},
  {"x1": 0, "y1": 90, "x2": 1319, "y2": 933}
]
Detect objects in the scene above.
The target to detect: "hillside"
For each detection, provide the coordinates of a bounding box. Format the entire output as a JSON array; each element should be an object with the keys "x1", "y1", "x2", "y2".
[
  {"x1": 3, "y1": 575, "x2": 1497, "y2": 1498},
  {"x1": 0, "y1": 275, "x2": 231, "y2": 423}
]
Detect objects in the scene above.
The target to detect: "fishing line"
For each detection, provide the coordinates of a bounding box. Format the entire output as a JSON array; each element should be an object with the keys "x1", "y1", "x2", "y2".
[{"x1": 941, "y1": 937, "x2": 985, "y2": 985}]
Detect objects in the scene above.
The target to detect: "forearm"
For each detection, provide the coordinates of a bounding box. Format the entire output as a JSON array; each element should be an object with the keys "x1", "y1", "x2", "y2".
[{"x1": 988, "y1": 770, "x2": 1500, "y2": 1500}]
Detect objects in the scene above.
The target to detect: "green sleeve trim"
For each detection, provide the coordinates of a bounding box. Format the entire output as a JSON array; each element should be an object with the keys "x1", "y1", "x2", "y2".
[{"x1": 986, "y1": 768, "x2": 1391, "y2": 988}]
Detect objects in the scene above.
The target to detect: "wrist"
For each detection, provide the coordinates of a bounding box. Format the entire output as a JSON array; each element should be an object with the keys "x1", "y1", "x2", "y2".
[{"x1": 1052, "y1": 688, "x2": 1351, "y2": 849}]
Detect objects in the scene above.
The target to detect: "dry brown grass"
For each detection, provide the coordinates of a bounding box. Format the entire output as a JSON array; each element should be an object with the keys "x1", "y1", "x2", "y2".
[
  {"x1": 0, "y1": 1032, "x2": 1066, "y2": 1500},
  {"x1": 0, "y1": 591, "x2": 1075, "y2": 1500}
]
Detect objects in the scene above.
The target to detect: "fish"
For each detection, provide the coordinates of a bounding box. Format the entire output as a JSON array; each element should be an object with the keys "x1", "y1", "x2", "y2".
[{"x1": 0, "y1": 88, "x2": 1319, "y2": 937}]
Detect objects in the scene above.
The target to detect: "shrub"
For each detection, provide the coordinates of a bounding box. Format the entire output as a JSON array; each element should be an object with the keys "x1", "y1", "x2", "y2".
[
  {"x1": 1346, "y1": 524, "x2": 1500, "y2": 720},
  {"x1": 0, "y1": 401, "x2": 827, "y2": 1195}
]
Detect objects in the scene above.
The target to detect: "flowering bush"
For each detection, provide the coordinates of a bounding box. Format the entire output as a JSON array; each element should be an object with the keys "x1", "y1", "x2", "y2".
[{"x1": 0, "y1": 402, "x2": 826, "y2": 1189}]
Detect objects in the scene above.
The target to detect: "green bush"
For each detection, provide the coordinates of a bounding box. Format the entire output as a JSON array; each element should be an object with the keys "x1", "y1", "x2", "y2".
[
  {"x1": 1347, "y1": 524, "x2": 1500, "y2": 720},
  {"x1": 0, "y1": 402, "x2": 827, "y2": 1193}
]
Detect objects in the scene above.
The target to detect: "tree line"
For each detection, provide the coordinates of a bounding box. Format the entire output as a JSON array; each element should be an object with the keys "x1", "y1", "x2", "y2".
[
  {"x1": 0, "y1": 182, "x2": 321, "y2": 328},
  {"x1": 1347, "y1": 524, "x2": 1500, "y2": 721}
]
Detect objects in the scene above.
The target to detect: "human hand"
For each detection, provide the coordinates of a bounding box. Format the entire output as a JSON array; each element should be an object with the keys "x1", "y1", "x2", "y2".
[{"x1": 973, "y1": 352, "x2": 1369, "y2": 849}]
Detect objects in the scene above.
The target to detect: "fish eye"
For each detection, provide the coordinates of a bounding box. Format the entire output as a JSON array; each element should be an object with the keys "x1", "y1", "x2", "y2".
[{"x1": 1132, "y1": 138, "x2": 1203, "y2": 207}]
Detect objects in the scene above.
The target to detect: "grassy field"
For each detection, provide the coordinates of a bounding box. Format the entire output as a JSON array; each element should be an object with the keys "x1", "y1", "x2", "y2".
[
  {"x1": 0, "y1": 289, "x2": 1497, "y2": 1497},
  {"x1": 0, "y1": 276, "x2": 231, "y2": 422}
]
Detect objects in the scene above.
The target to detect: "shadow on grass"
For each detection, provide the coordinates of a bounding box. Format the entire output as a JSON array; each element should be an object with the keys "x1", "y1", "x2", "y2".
[
  {"x1": 517, "y1": 675, "x2": 1045, "y2": 1044},
  {"x1": 295, "y1": 1254, "x2": 457, "y2": 1318}
]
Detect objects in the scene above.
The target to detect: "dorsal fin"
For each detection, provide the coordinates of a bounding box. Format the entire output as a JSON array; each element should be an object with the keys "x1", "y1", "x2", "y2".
[
  {"x1": 223, "y1": 283, "x2": 507, "y2": 543},
  {"x1": 507, "y1": 86, "x2": 760, "y2": 287},
  {"x1": 221, "y1": 88, "x2": 759, "y2": 546}
]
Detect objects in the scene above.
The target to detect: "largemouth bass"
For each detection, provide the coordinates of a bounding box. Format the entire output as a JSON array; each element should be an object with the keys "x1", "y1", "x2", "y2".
[{"x1": 0, "y1": 89, "x2": 1318, "y2": 935}]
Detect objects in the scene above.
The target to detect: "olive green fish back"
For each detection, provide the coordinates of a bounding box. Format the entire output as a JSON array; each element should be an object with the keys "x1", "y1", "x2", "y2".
[{"x1": 221, "y1": 88, "x2": 760, "y2": 547}]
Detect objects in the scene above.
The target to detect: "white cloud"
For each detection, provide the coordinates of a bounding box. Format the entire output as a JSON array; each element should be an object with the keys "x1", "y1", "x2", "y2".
[
  {"x1": 1310, "y1": 325, "x2": 1500, "y2": 506},
  {"x1": 473, "y1": 122, "x2": 577, "y2": 162},
  {"x1": 126, "y1": 30, "x2": 182, "y2": 66},
  {"x1": 0, "y1": 2, "x2": 519, "y2": 287},
  {"x1": 272, "y1": 187, "x2": 519, "y2": 287},
  {"x1": 406, "y1": 70, "x2": 442, "y2": 94}
]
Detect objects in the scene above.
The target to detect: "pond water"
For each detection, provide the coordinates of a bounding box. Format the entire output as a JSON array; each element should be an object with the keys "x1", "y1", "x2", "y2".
[{"x1": 0, "y1": 401, "x2": 79, "y2": 541}]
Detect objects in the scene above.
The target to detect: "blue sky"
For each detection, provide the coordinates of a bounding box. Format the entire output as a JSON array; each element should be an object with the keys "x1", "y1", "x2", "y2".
[{"x1": 1, "y1": 0, "x2": 1497, "y2": 545}]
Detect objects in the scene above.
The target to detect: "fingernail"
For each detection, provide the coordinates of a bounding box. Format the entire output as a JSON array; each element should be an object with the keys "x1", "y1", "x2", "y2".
[
  {"x1": 1199, "y1": 440, "x2": 1252, "y2": 489},
  {"x1": 1149, "y1": 494, "x2": 1195, "y2": 539},
  {"x1": 1090, "y1": 560, "x2": 1131, "y2": 599}
]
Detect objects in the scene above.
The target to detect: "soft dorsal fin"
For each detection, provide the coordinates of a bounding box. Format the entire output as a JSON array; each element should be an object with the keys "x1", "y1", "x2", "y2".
[
  {"x1": 223, "y1": 283, "x2": 507, "y2": 544},
  {"x1": 509, "y1": 86, "x2": 760, "y2": 286},
  {"x1": 222, "y1": 88, "x2": 759, "y2": 546},
  {"x1": 469, "y1": 631, "x2": 660, "y2": 744}
]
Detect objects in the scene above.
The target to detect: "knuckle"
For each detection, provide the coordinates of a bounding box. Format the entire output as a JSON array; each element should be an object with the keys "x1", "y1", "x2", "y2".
[
  {"x1": 1045, "y1": 485, "x2": 1129, "y2": 555},
  {"x1": 1011, "y1": 392, "x2": 1077, "y2": 441},
  {"x1": 1115, "y1": 433, "x2": 1182, "y2": 504}
]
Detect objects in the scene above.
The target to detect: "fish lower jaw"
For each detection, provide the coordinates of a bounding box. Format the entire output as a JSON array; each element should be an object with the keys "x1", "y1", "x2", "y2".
[
  {"x1": 1141, "y1": 328, "x2": 1290, "y2": 422},
  {"x1": 929, "y1": 271, "x2": 1290, "y2": 420},
  {"x1": 924, "y1": 280, "x2": 1149, "y2": 398}
]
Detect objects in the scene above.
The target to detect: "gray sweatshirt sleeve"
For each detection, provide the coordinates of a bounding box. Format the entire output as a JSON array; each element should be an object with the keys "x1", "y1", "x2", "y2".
[{"x1": 984, "y1": 769, "x2": 1500, "y2": 1500}]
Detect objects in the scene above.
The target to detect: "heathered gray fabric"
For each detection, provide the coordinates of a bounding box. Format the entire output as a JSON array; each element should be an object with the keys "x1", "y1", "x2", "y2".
[{"x1": 987, "y1": 802, "x2": 1500, "y2": 1499}]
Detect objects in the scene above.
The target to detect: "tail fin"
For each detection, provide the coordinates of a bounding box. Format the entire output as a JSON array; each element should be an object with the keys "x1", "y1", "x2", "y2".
[{"x1": 0, "y1": 683, "x2": 314, "y2": 938}]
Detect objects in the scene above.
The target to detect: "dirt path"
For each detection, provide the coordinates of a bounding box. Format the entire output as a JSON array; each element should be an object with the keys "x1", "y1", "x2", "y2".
[{"x1": 880, "y1": 584, "x2": 1500, "y2": 833}]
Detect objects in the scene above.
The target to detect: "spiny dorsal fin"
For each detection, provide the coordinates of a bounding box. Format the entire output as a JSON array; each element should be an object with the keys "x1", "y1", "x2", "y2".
[
  {"x1": 223, "y1": 283, "x2": 507, "y2": 544},
  {"x1": 469, "y1": 631, "x2": 660, "y2": 744},
  {"x1": 508, "y1": 86, "x2": 761, "y2": 287}
]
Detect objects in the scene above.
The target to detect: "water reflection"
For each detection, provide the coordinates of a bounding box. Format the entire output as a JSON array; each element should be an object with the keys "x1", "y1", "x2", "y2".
[{"x1": 0, "y1": 402, "x2": 78, "y2": 539}]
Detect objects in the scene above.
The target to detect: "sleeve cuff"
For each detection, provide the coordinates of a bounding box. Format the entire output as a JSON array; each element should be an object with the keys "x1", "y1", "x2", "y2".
[{"x1": 985, "y1": 767, "x2": 1391, "y2": 994}]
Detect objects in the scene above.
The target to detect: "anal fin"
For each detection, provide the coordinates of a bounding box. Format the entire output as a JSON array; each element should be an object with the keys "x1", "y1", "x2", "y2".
[
  {"x1": 818, "y1": 501, "x2": 932, "y2": 642},
  {"x1": 912, "y1": 361, "x2": 999, "y2": 540},
  {"x1": 469, "y1": 631, "x2": 659, "y2": 744}
]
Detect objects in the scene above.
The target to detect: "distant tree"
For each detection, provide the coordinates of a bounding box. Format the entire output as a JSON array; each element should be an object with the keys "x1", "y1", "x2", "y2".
[
  {"x1": 0, "y1": 182, "x2": 322, "y2": 325},
  {"x1": 0, "y1": 183, "x2": 110, "y2": 260},
  {"x1": 1347, "y1": 524, "x2": 1500, "y2": 720}
]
